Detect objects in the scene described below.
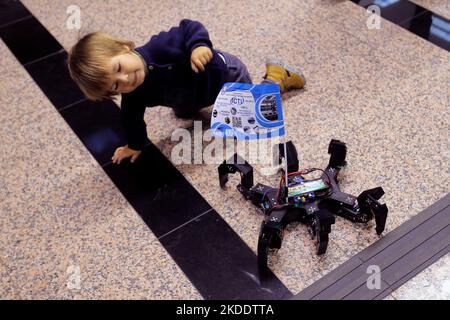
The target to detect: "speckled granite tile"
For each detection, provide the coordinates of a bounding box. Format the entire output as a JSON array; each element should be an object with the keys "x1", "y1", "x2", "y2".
[
  {"x1": 0, "y1": 260, "x2": 20, "y2": 299},
  {"x1": 0, "y1": 111, "x2": 102, "y2": 206},
  {"x1": 327, "y1": 1, "x2": 449, "y2": 72},
  {"x1": 0, "y1": 110, "x2": 200, "y2": 298},
  {"x1": 0, "y1": 41, "x2": 200, "y2": 298},
  {"x1": 2, "y1": 204, "x2": 201, "y2": 299},
  {"x1": 383, "y1": 294, "x2": 396, "y2": 300},
  {"x1": 60, "y1": 214, "x2": 201, "y2": 299},
  {"x1": 72, "y1": 220, "x2": 203, "y2": 300},
  {"x1": 410, "y1": 0, "x2": 450, "y2": 20},
  {"x1": 0, "y1": 129, "x2": 201, "y2": 299},
  {"x1": 0, "y1": 106, "x2": 201, "y2": 299},
  {"x1": 19, "y1": 0, "x2": 335, "y2": 53},
  {"x1": 0, "y1": 39, "x2": 47, "y2": 121},
  {"x1": 267, "y1": 225, "x2": 357, "y2": 293},
  {"x1": 391, "y1": 254, "x2": 450, "y2": 300},
  {"x1": 263, "y1": 72, "x2": 448, "y2": 258}
]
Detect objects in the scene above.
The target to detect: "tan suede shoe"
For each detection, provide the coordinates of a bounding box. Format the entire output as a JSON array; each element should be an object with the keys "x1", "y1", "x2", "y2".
[{"x1": 264, "y1": 60, "x2": 306, "y2": 93}]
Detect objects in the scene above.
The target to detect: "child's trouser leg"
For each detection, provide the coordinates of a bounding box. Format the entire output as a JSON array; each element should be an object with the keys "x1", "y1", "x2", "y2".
[
  {"x1": 218, "y1": 51, "x2": 305, "y2": 93},
  {"x1": 217, "y1": 50, "x2": 253, "y2": 84}
]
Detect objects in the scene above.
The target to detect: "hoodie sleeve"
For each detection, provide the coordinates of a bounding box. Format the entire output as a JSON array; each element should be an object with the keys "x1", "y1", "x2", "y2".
[
  {"x1": 179, "y1": 19, "x2": 213, "y2": 53},
  {"x1": 145, "y1": 19, "x2": 213, "y2": 64}
]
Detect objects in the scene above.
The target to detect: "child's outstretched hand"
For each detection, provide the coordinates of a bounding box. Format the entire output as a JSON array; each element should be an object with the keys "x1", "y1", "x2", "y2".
[
  {"x1": 191, "y1": 46, "x2": 213, "y2": 73},
  {"x1": 111, "y1": 145, "x2": 142, "y2": 164}
]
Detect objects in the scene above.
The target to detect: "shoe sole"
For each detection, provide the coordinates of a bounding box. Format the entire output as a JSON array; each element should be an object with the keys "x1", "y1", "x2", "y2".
[{"x1": 266, "y1": 59, "x2": 307, "y2": 84}]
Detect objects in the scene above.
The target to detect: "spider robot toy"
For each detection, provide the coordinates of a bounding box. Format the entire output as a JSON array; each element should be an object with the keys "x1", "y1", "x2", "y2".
[{"x1": 218, "y1": 139, "x2": 389, "y2": 270}]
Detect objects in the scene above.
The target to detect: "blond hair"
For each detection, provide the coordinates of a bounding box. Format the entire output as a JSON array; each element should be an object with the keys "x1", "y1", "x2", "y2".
[{"x1": 67, "y1": 32, "x2": 135, "y2": 101}]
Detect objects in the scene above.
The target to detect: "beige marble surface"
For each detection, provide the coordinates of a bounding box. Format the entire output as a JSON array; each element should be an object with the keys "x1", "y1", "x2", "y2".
[
  {"x1": 0, "y1": 40, "x2": 201, "y2": 299},
  {"x1": 391, "y1": 254, "x2": 450, "y2": 300},
  {"x1": 7, "y1": 0, "x2": 450, "y2": 297},
  {"x1": 326, "y1": 1, "x2": 450, "y2": 72}
]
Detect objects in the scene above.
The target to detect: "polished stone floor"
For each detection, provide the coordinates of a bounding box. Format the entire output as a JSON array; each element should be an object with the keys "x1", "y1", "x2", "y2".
[{"x1": 0, "y1": 0, "x2": 448, "y2": 299}]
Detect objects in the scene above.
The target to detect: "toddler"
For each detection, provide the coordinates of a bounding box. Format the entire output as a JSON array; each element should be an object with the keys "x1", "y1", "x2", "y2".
[{"x1": 68, "y1": 19, "x2": 306, "y2": 164}]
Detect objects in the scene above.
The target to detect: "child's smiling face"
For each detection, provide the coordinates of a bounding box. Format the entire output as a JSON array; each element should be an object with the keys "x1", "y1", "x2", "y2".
[{"x1": 108, "y1": 47, "x2": 146, "y2": 94}]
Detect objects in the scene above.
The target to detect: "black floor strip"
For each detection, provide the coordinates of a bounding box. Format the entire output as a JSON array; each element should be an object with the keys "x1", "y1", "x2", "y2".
[
  {"x1": 351, "y1": 0, "x2": 428, "y2": 24},
  {"x1": 0, "y1": 15, "x2": 63, "y2": 64},
  {"x1": 350, "y1": 0, "x2": 450, "y2": 52},
  {"x1": 59, "y1": 99, "x2": 128, "y2": 165},
  {"x1": 400, "y1": 11, "x2": 450, "y2": 51},
  {"x1": 292, "y1": 193, "x2": 450, "y2": 300},
  {"x1": 25, "y1": 50, "x2": 86, "y2": 109},
  {"x1": 159, "y1": 210, "x2": 292, "y2": 300},
  {"x1": 0, "y1": 0, "x2": 31, "y2": 28},
  {"x1": 0, "y1": 1, "x2": 291, "y2": 299}
]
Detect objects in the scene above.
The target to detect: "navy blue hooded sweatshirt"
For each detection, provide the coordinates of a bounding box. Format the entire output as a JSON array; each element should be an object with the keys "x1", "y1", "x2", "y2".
[{"x1": 121, "y1": 19, "x2": 228, "y2": 150}]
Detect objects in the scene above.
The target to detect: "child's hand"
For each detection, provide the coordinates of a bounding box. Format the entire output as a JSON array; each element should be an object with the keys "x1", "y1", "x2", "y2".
[
  {"x1": 111, "y1": 145, "x2": 142, "y2": 164},
  {"x1": 191, "y1": 46, "x2": 213, "y2": 73}
]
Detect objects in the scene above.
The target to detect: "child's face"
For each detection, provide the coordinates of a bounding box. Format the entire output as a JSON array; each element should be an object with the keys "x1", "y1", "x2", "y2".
[{"x1": 108, "y1": 48, "x2": 146, "y2": 94}]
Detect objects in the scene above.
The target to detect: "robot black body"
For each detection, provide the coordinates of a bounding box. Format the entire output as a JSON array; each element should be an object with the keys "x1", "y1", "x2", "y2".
[{"x1": 218, "y1": 139, "x2": 388, "y2": 270}]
